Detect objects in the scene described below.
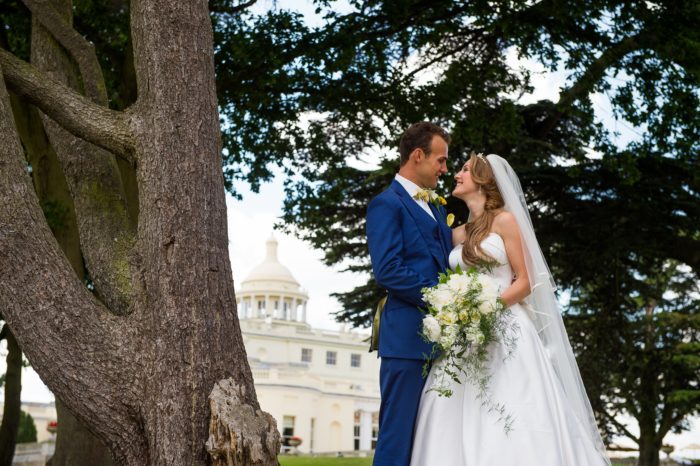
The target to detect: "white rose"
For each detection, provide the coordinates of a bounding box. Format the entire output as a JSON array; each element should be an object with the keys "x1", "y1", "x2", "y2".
[
  {"x1": 447, "y1": 273, "x2": 471, "y2": 294},
  {"x1": 436, "y1": 310, "x2": 458, "y2": 325},
  {"x1": 430, "y1": 286, "x2": 453, "y2": 311},
  {"x1": 478, "y1": 300, "x2": 496, "y2": 315},
  {"x1": 439, "y1": 324, "x2": 458, "y2": 348},
  {"x1": 477, "y1": 275, "x2": 500, "y2": 309},
  {"x1": 422, "y1": 315, "x2": 442, "y2": 342}
]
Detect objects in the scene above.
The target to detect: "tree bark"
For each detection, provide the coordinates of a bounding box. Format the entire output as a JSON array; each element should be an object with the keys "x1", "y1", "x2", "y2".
[
  {"x1": 0, "y1": 327, "x2": 23, "y2": 466},
  {"x1": 11, "y1": 84, "x2": 118, "y2": 466},
  {"x1": 0, "y1": 47, "x2": 135, "y2": 162},
  {"x1": 638, "y1": 433, "x2": 661, "y2": 466},
  {"x1": 30, "y1": 0, "x2": 134, "y2": 315},
  {"x1": 636, "y1": 305, "x2": 661, "y2": 466},
  {"x1": 1, "y1": 53, "x2": 148, "y2": 466},
  {"x1": 207, "y1": 379, "x2": 279, "y2": 466},
  {"x1": 8, "y1": 92, "x2": 82, "y2": 267},
  {"x1": 125, "y1": 0, "x2": 278, "y2": 461},
  {"x1": 0, "y1": 0, "x2": 279, "y2": 464},
  {"x1": 47, "y1": 399, "x2": 117, "y2": 466}
]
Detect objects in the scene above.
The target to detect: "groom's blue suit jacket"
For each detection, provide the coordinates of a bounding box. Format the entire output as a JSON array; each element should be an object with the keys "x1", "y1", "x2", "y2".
[{"x1": 367, "y1": 179, "x2": 453, "y2": 360}]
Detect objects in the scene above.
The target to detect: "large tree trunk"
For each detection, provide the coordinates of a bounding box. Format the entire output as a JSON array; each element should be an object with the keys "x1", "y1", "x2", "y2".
[
  {"x1": 0, "y1": 327, "x2": 22, "y2": 466},
  {"x1": 10, "y1": 73, "x2": 117, "y2": 466},
  {"x1": 638, "y1": 433, "x2": 661, "y2": 466},
  {"x1": 126, "y1": 2, "x2": 277, "y2": 462},
  {"x1": 0, "y1": 0, "x2": 280, "y2": 464},
  {"x1": 48, "y1": 400, "x2": 116, "y2": 466},
  {"x1": 637, "y1": 307, "x2": 661, "y2": 466}
]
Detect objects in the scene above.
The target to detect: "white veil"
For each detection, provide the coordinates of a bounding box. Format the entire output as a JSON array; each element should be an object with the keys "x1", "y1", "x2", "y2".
[{"x1": 485, "y1": 153, "x2": 611, "y2": 465}]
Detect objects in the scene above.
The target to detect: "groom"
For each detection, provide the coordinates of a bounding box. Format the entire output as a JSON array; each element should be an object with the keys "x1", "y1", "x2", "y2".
[{"x1": 366, "y1": 122, "x2": 453, "y2": 466}]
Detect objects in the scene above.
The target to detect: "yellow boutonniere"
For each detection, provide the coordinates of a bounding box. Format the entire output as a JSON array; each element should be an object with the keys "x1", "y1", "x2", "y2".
[
  {"x1": 446, "y1": 213, "x2": 455, "y2": 227},
  {"x1": 413, "y1": 189, "x2": 432, "y2": 203},
  {"x1": 413, "y1": 189, "x2": 447, "y2": 210}
]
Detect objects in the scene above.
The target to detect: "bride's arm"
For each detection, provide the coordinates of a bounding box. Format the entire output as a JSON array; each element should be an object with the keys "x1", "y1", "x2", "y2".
[
  {"x1": 452, "y1": 223, "x2": 466, "y2": 247},
  {"x1": 493, "y1": 212, "x2": 530, "y2": 307}
]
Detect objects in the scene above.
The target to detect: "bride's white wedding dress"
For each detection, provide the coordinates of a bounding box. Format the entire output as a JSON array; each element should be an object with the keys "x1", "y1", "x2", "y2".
[{"x1": 410, "y1": 232, "x2": 607, "y2": 466}]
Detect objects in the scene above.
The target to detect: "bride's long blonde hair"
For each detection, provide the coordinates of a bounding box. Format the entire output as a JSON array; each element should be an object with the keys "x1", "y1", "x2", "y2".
[{"x1": 461, "y1": 153, "x2": 505, "y2": 266}]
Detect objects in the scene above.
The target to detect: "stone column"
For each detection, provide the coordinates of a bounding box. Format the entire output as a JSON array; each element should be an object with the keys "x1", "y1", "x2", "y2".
[
  {"x1": 291, "y1": 298, "x2": 298, "y2": 321},
  {"x1": 264, "y1": 293, "x2": 270, "y2": 318},
  {"x1": 359, "y1": 410, "x2": 372, "y2": 451},
  {"x1": 302, "y1": 302, "x2": 307, "y2": 323}
]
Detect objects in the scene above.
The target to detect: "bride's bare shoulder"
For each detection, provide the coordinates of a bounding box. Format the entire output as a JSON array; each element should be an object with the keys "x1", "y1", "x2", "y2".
[{"x1": 492, "y1": 210, "x2": 518, "y2": 234}]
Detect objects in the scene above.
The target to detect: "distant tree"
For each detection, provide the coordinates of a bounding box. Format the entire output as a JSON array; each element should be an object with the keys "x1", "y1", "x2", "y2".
[
  {"x1": 16, "y1": 411, "x2": 37, "y2": 445},
  {"x1": 0, "y1": 323, "x2": 22, "y2": 465}
]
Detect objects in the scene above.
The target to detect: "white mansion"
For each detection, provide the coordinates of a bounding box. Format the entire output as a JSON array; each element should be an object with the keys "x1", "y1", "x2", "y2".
[{"x1": 236, "y1": 236, "x2": 380, "y2": 454}]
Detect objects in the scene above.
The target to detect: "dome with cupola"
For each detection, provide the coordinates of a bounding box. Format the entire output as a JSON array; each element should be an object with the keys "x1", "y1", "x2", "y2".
[{"x1": 236, "y1": 235, "x2": 309, "y2": 322}]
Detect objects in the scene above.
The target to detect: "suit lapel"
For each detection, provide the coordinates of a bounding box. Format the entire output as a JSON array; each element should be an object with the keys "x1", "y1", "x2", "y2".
[
  {"x1": 431, "y1": 203, "x2": 455, "y2": 264},
  {"x1": 442, "y1": 220, "x2": 453, "y2": 262},
  {"x1": 391, "y1": 181, "x2": 444, "y2": 268},
  {"x1": 437, "y1": 207, "x2": 452, "y2": 258}
]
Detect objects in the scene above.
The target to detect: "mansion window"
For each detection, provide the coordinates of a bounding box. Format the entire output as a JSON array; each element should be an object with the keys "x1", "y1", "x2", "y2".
[
  {"x1": 353, "y1": 411, "x2": 379, "y2": 450},
  {"x1": 351, "y1": 353, "x2": 361, "y2": 368},
  {"x1": 282, "y1": 415, "x2": 295, "y2": 451},
  {"x1": 353, "y1": 423, "x2": 360, "y2": 451},
  {"x1": 326, "y1": 351, "x2": 337, "y2": 366},
  {"x1": 301, "y1": 348, "x2": 312, "y2": 363}
]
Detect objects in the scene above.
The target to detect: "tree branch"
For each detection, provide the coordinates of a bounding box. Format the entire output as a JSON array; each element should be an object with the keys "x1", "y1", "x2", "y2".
[
  {"x1": 0, "y1": 65, "x2": 139, "y2": 456},
  {"x1": 398, "y1": 32, "x2": 484, "y2": 82},
  {"x1": 605, "y1": 411, "x2": 640, "y2": 443},
  {"x1": 656, "y1": 407, "x2": 693, "y2": 443},
  {"x1": 22, "y1": 0, "x2": 108, "y2": 105},
  {"x1": 0, "y1": 48, "x2": 135, "y2": 164},
  {"x1": 535, "y1": 33, "x2": 644, "y2": 138},
  {"x1": 210, "y1": 0, "x2": 257, "y2": 15},
  {"x1": 28, "y1": 0, "x2": 136, "y2": 316}
]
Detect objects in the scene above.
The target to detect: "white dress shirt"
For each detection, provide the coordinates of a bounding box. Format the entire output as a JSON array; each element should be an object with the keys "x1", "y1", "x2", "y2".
[{"x1": 395, "y1": 174, "x2": 436, "y2": 221}]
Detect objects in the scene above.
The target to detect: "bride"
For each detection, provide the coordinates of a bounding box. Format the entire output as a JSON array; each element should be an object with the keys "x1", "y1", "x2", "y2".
[{"x1": 410, "y1": 153, "x2": 611, "y2": 466}]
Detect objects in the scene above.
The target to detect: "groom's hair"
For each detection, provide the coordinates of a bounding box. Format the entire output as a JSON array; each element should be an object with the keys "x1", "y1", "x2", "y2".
[{"x1": 399, "y1": 121, "x2": 451, "y2": 166}]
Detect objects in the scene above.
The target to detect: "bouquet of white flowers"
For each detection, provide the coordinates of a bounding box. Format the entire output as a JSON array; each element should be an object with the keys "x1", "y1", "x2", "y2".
[{"x1": 421, "y1": 265, "x2": 519, "y2": 432}]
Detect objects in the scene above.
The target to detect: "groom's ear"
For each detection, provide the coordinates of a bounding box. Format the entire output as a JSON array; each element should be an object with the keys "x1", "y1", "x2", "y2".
[{"x1": 411, "y1": 147, "x2": 426, "y2": 163}]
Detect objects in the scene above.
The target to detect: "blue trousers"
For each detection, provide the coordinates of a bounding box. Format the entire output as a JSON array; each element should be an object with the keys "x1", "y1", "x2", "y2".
[{"x1": 373, "y1": 357, "x2": 427, "y2": 466}]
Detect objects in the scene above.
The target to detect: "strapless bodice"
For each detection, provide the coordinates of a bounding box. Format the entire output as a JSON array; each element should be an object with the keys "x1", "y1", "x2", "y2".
[{"x1": 448, "y1": 233, "x2": 514, "y2": 292}]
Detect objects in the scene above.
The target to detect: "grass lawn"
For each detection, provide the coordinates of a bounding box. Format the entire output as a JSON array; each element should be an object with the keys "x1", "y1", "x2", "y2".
[
  {"x1": 278, "y1": 458, "x2": 633, "y2": 466},
  {"x1": 278, "y1": 457, "x2": 372, "y2": 466}
]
